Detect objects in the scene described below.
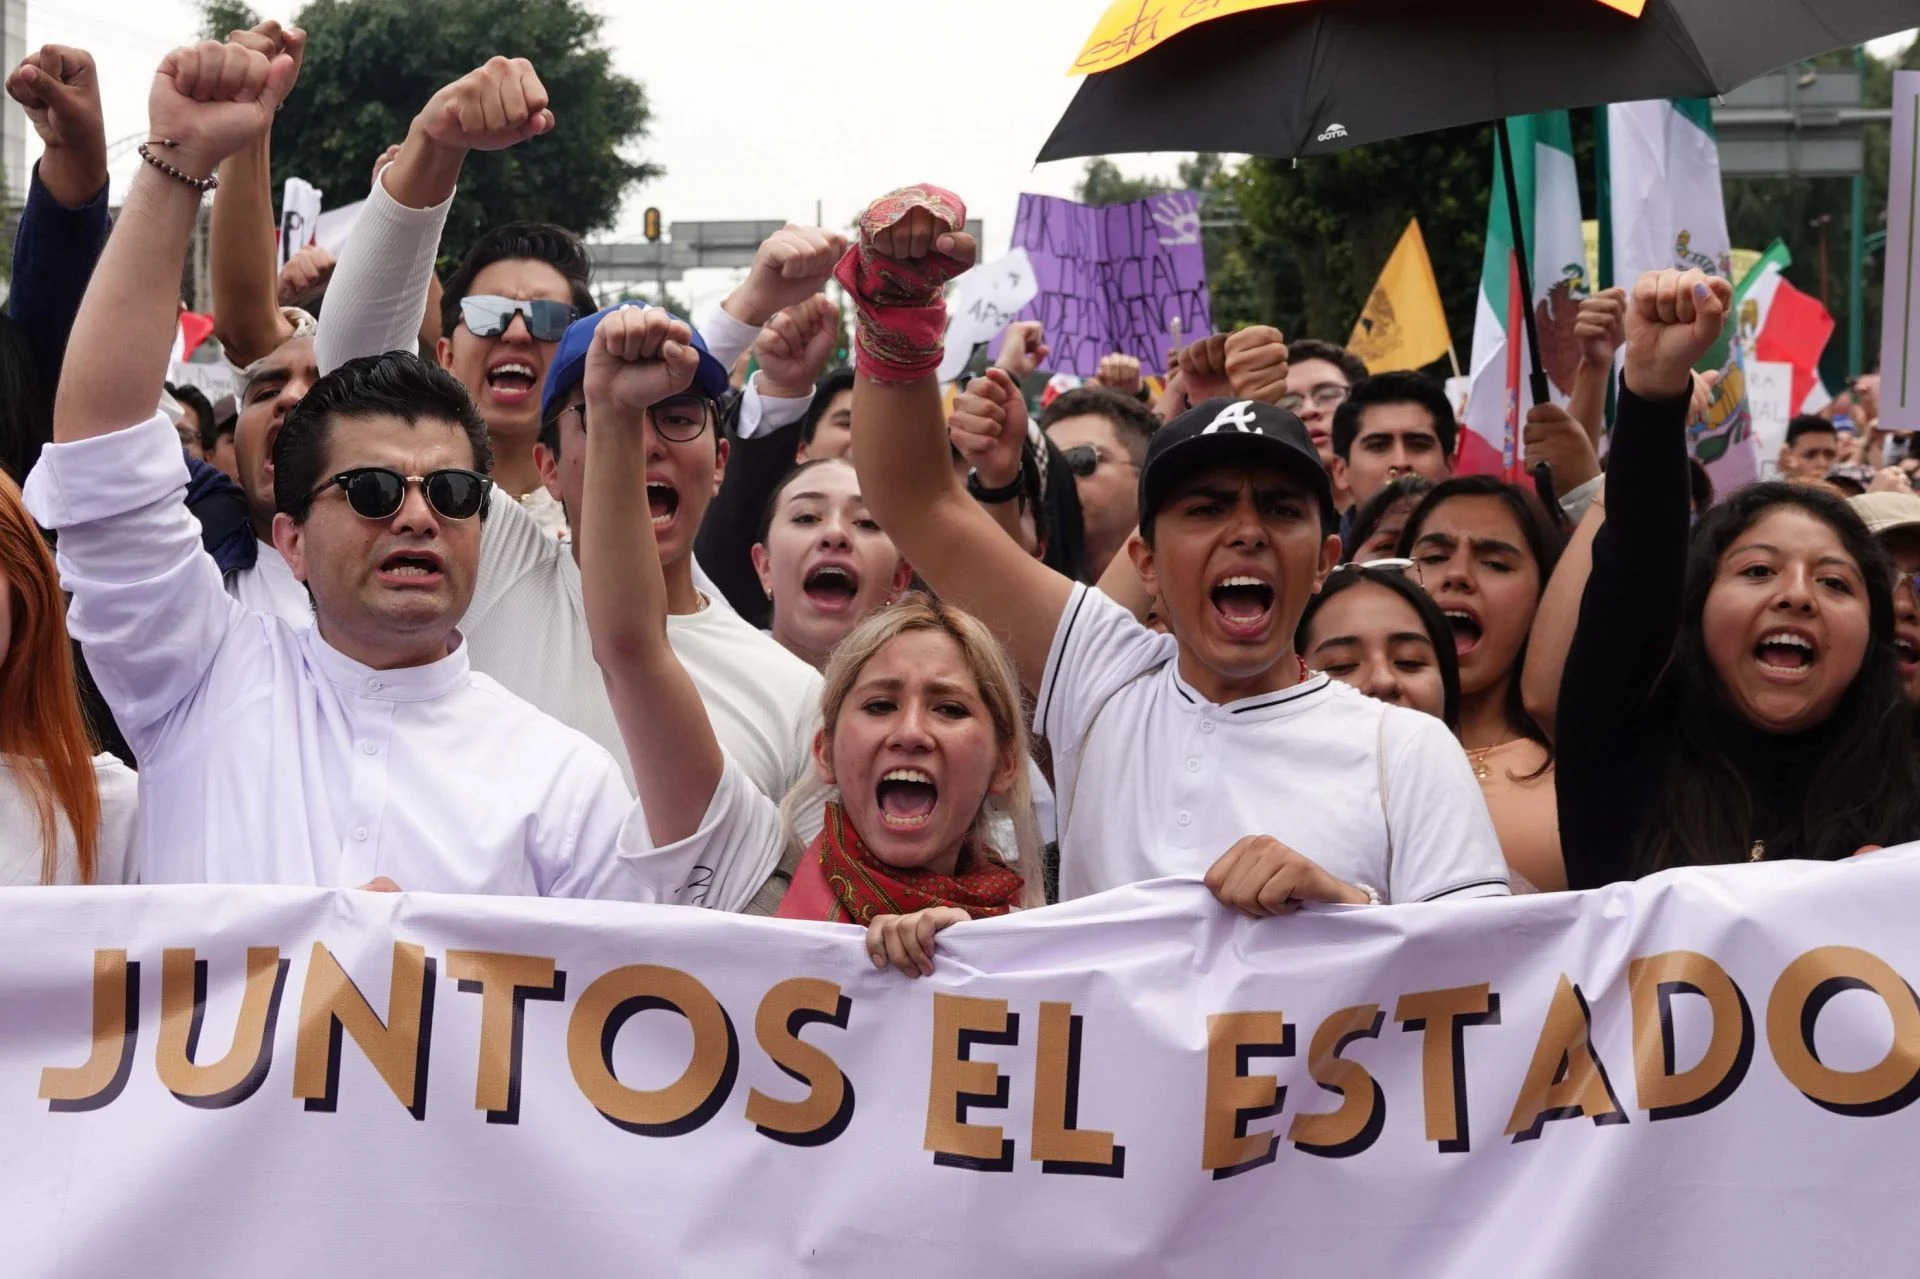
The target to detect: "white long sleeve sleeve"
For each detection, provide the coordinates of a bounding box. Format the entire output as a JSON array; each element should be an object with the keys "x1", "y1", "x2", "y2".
[{"x1": 315, "y1": 172, "x2": 455, "y2": 377}]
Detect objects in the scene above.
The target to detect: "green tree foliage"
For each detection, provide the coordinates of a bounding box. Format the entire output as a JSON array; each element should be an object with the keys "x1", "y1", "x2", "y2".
[{"x1": 201, "y1": 0, "x2": 656, "y2": 262}]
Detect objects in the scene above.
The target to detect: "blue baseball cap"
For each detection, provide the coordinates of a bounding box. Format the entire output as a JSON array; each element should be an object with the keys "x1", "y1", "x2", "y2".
[{"x1": 539, "y1": 302, "x2": 732, "y2": 424}]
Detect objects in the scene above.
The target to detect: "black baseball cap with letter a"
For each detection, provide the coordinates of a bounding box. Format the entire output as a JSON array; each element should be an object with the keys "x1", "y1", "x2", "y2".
[{"x1": 1137, "y1": 398, "x2": 1337, "y2": 533}]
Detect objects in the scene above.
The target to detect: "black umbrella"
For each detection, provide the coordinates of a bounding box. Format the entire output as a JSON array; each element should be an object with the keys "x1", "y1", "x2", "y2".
[{"x1": 1040, "y1": 0, "x2": 1917, "y2": 402}]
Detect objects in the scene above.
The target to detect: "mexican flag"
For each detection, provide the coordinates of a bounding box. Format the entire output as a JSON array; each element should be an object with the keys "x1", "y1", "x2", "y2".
[
  {"x1": 1735, "y1": 239, "x2": 1835, "y2": 414},
  {"x1": 1462, "y1": 113, "x2": 1587, "y2": 479},
  {"x1": 1608, "y1": 97, "x2": 1759, "y2": 487}
]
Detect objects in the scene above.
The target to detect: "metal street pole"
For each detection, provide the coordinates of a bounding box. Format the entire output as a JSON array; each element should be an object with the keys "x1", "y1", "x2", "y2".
[{"x1": 1849, "y1": 44, "x2": 1869, "y2": 379}]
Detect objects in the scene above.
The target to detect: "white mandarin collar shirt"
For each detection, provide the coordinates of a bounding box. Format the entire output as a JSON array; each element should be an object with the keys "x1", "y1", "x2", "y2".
[{"x1": 24, "y1": 413, "x2": 642, "y2": 899}]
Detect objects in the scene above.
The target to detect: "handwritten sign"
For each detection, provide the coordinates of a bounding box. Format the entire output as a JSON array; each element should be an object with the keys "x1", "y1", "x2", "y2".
[
  {"x1": 1881, "y1": 72, "x2": 1920, "y2": 432},
  {"x1": 998, "y1": 191, "x2": 1211, "y2": 378},
  {"x1": 1070, "y1": 0, "x2": 1310, "y2": 75},
  {"x1": 940, "y1": 248, "x2": 1042, "y2": 384}
]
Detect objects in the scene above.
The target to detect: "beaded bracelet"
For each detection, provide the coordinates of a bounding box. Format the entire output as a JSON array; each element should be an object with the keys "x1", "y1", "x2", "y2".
[{"x1": 137, "y1": 140, "x2": 218, "y2": 194}]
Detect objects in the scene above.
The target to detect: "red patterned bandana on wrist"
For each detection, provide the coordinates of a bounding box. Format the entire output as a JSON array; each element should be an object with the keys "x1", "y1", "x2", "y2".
[{"x1": 831, "y1": 184, "x2": 970, "y2": 384}]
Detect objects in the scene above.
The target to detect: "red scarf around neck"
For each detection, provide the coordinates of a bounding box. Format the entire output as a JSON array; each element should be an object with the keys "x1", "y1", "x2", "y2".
[{"x1": 806, "y1": 802, "x2": 1023, "y2": 925}]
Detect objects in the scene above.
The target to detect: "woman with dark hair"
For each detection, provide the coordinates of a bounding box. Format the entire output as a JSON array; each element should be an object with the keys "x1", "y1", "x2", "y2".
[
  {"x1": 1559, "y1": 269, "x2": 1920, "y2": 886},
  {"x1": 1398, "y1": 475, "x2": 1565, "y2": 890},
  {"x1": 1298, "y1": 563, "x2": 1460, "y2": 728},
  {"x1": 1343, "y1": 475, "x2": 1432, "y2": 564}
]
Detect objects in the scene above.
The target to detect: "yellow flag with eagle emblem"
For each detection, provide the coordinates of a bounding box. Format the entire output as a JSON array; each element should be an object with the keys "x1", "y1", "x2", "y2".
[{"x1": 1348, "y1": 219, "x2": 1452, "y2": 374}]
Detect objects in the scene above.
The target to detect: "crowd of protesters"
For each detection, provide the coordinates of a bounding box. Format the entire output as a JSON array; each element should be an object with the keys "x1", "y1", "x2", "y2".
[{"x1": 4, "y1": 26, "x2": 1918, "y2": 976}]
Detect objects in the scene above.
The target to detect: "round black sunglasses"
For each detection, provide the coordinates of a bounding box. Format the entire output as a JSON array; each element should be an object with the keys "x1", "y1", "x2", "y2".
[{"x1": 303, "y1": 467, "x2": 493, "y2": 521}]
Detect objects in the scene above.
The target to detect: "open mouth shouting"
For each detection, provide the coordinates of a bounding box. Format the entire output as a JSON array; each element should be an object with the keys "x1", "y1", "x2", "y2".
[
  {"x1": 875, "y1": 767, "x2": 939, "y2": 831},
  {"x1": 484, "y1": 357, "x2": 541, "y2": 407},
  {"x1": 376, "y1": 547, "x2": 446, "y2": 588},
  {"x1": 647, "y1": 480, "x2": 680, "y2": 531},
  {"x1": 1209, "y1": 573, "x2": 1276, "y2": 640},
  {"x1": 1753, "y1": 627, "x2": 1819, "y2": 682},
  {"x1": 1895, "y1": 629, "x2": 1920, "y2": 673},
  {"x1": 801, "y1": 558, "x2": 863, "y2": 614},
  {"x1": 1442, "y1": 605, "x2": 1484, "y2": 658}
]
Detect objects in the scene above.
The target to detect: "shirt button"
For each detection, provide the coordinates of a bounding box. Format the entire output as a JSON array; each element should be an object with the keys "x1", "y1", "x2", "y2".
[
  {"x1": 366, "y1": 678, "x2": 383, "y2": 692},
  {"x1": 353, "y1": 826, "x2": 368, "y2": 842},
  {"x1": 360, "y1": 741, "x2": 378, "y2": 755},
  {"x1": 1200, "y1": 720, "x2": 1215, "y2": 735},
  {"x1": 1177, "y1": 811, "x2": 1191, "y2": 827},
  {"x1": 1186, "y1": 758, "x2": 1201, "y2": 773}
]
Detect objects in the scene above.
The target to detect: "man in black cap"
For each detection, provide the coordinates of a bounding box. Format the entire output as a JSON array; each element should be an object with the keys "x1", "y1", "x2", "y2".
[{"x1": 847, "y1": 188, "x2": 1506, "y2": 912}]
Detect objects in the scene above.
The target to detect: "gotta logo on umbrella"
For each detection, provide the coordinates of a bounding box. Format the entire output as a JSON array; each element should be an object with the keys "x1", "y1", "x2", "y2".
[{"x1": 1316, "y1": 123, "x2": 1349, "y2": 142}]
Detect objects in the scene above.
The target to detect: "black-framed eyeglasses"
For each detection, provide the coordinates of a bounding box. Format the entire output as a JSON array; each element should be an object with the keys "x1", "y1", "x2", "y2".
[
  {"x1": 550, "y1": 394, "x2": 714, "y2": 444},
  {"x1": 1277, "y1": 384, "x2": 1351, "y2": 414},
  {"x1": 458, "y1": 295, "x2": 578, "y2": 342},
  {"x1": 304, "y1": 467, "x2": 493, "y2": 521}
]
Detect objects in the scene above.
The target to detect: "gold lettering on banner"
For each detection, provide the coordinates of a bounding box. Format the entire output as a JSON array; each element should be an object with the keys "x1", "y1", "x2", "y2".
[
  {"x1": 1031, "y1": 1001, "x2": 1125, "y2": 1177},
  {"x1": 567, "y1": 964, "x2": 737, "y2": 1136},
  {"x1": 1768, "y1": 946, "x2": 1920, "y2": 1116},
  {"x1": 445, "y1": 951, "x2": 566, "y2": 1125},
  {"x1": 1201, "y1": 1011, "x2": 1292, "y2": 1179},
  {"x1": 745, "y1": 978, "x2": 855, "y2": 1147},
  {"x1": 1395, "y1": 983, "x2": 1500, "y2": 1152},
  {"x1": 1504, "y1": 975, "x2": 1628, "y2": 1141},
  {"x1": 925, "y1": 994, "x2": 1019, "y2": 1171},
  {"x1": 157, "y1": 947, "x2": 290, "y2": 1108},
  {"x1": 1629, "y1": 951, "x2": 1754, "y2": 1120},
  {"x1": 39, "y1": 949, "x2": 139, "y2": 1111},
  {"x1": 292, "y1": 941, "x2": 436, "y2": 1119},
  {"x1": 1287, "y1": 1004, "x2": 1387, "y2": 1158}
]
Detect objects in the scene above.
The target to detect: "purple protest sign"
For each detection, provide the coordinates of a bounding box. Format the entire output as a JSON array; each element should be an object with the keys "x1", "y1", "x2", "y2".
[{"x1": 997, "y1": 190, "x2": 1212, "y2": 378}]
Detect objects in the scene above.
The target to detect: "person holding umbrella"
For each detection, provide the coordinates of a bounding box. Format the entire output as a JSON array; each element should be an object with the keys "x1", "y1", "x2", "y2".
[{"x1": 845, "y1": 185, "x2": 1508, "y2": 912}]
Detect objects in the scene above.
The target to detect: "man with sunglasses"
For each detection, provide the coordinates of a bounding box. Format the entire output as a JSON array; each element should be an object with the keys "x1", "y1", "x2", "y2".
[{"x1": 28, "y1": 36, "x2": 643, "y2": 896}]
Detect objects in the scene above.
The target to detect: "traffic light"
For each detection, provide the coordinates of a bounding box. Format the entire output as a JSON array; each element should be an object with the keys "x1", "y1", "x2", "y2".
[{"x1": 643, "y1": 207, "x2": 662, "y2": 243}]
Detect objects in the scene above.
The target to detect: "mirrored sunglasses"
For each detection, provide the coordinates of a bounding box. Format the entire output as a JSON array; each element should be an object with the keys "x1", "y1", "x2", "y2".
[{"x1": 458, "y1": 295, "x2": 578, "y2": 342}]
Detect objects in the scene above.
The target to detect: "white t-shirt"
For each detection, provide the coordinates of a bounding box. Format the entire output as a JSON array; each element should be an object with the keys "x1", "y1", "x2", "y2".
[
  {"x1": 465, "y1": 490, "x2": 823, "y2": 801},
  {"x1": 0, "y1": 754, "x2": 139, "y2": 885},
  {"x1": 617, "y1": 753, "x2": 788, "y2": 912},
  {"x1": 1038, "y1": 584, "x2": 1509, "y2": 904},
  {"x1": 226, "y1": 539, "x2": 312, "y2": 627}
]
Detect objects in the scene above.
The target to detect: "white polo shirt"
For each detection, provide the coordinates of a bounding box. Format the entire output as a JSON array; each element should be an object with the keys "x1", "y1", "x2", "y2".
[
  {"x1": 1038, "y1": 584, "x2": 1509, "y2": 904},
  {"x1": 25, "y1": 413, "x2": 641, "y2": 898}
]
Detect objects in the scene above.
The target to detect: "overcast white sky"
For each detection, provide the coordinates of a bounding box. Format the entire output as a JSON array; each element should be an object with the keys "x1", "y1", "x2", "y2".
[{"x1": 28, "y1": 2, "x2": 1918, "y2": 312}]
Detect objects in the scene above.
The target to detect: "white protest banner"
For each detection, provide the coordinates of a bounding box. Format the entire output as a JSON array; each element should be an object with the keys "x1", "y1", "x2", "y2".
[
  {"x1": 1882, "y1": 71, "x2": 1920, "y2": 432},
  {"x1": 939, "y1": 246, "x2": 1041, "y2": 384},
  {"x1": 10, "y1": 860, "x2": 1920, "y2": 1276},
  {"x1": 1746, "y1": 357, "x2": 1794, "y2": 476},
  {"x1": 277, "y1": 177, "x2": 324, "y2": 272}
]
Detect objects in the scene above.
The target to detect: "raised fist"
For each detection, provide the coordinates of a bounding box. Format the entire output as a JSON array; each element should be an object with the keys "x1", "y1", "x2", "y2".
[
  {"x1": 995, "y1": 321, "x2": 1049, "y2": 379},
  {"x1": 8, "y1": 44, "x2": 103, "y2": 156},
  {"x1": 732, "y1": 226, "x2": 849, "y2": 327},
  {"x1": 1178, "y1": 334, "x2": 1233, "y2": 402},
  {"x1": 583, "y1": 305, "x2": 699, "y2": 418},
  {"x1": 413, "y1": 56, "x2": 553, "y2": 154},
  {"x1": 1575, "y1": 287, "x2": 1626, "y2": 368},
  {"x1": 1521, "y1": 402, "x2": 1600, "y2": 498},
  {"x1": 755, "y1": 294, "x2": 841, "y2": 398},
  {"x1": 147, "y1": 38, "x2": 300, "y2": 180},
  {"x1": 949, "y1": 367, "x2": 1029, "y2": 492},
  {"x1": 224, "y1": 19, "x2": 307, "y2": 102},
  {"x1": 1224, "y1": 325, "x2": 1289, "y2": 405},
  {"x1": 1095, "y1": 352, "x2": 1143, "y2": 397},
  {"x1": 1623, "y1": 269, "x2": 1731, "y2": 401},
  {"x1": 278, "y1": 243, "x2": 337, "y2": 305},
  {"x1": 6, "y1": 44, "x2": 105, "y2": 206},
  {"x1": 867, "y1": 201, "x2": 977, "y2": 272}
]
